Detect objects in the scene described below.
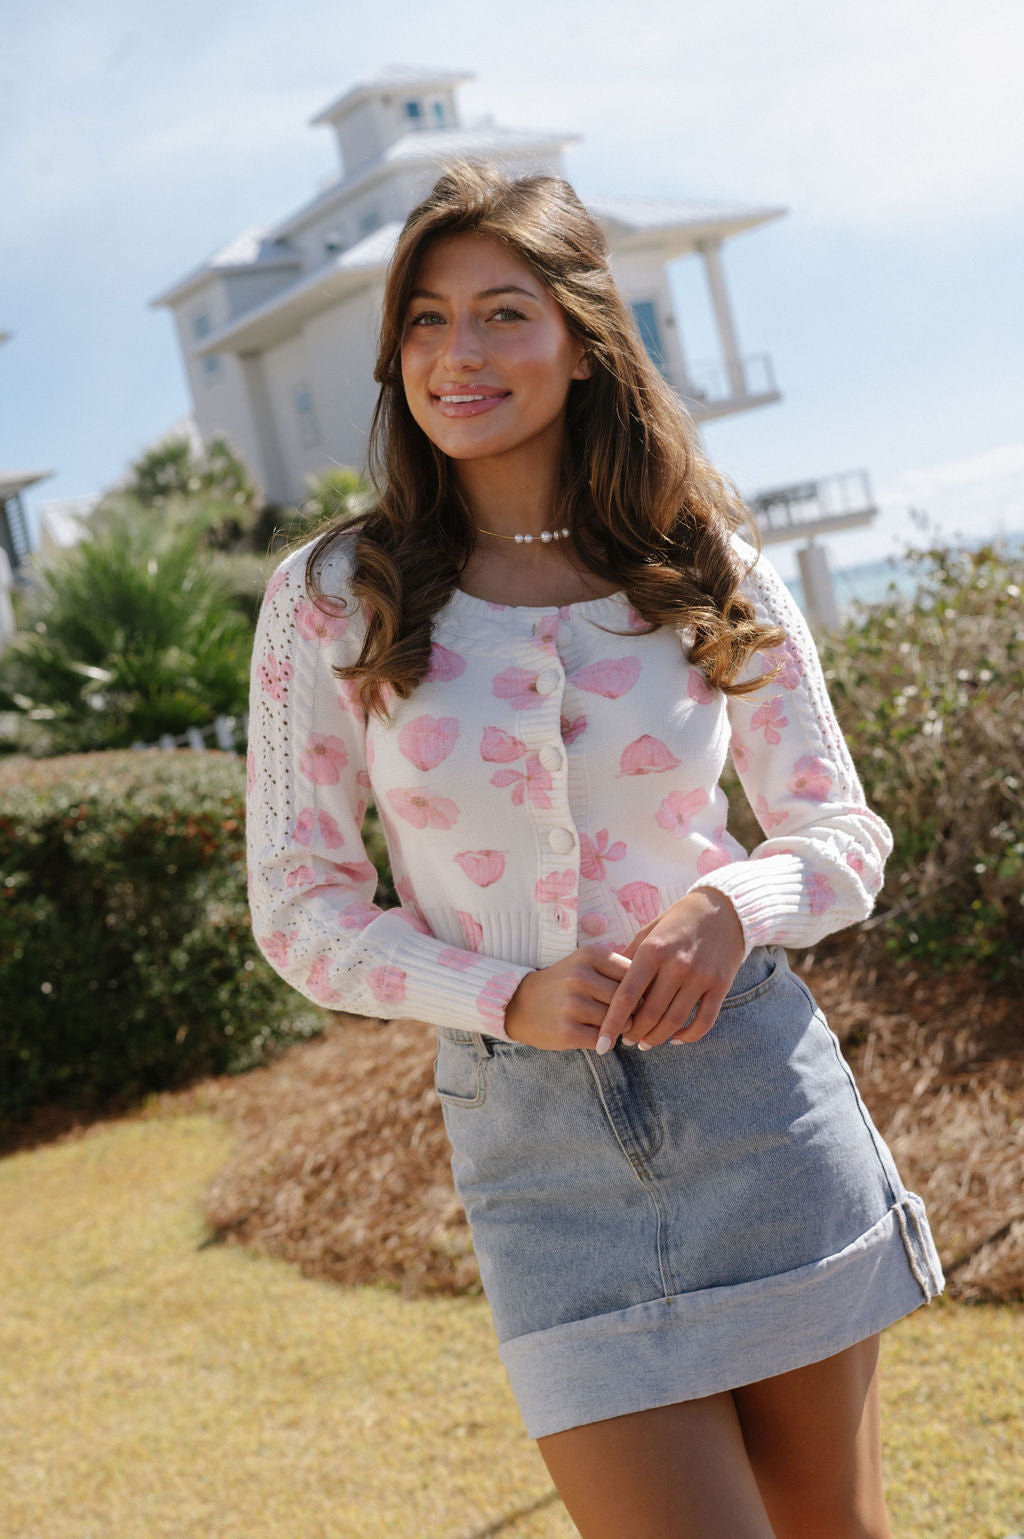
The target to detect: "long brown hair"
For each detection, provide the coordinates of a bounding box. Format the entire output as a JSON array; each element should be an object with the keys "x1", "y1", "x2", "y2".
[{"x1": 307, "y1": 162, "x2": 783, "y2": 715}]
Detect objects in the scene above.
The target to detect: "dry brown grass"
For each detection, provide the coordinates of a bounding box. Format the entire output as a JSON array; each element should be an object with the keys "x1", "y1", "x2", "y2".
[{"x1": 141, "y1": 942, "x2": 1024, "y2": 1307}]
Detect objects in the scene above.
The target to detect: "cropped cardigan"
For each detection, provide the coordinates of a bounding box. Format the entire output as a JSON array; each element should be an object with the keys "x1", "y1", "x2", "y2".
[{"x1": 246, "y1": 535, "x2": 892, "y2": 1038}]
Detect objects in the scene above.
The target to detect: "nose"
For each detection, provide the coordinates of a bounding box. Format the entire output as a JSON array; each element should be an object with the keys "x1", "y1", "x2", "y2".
[{"x1": 439, "y1": 313, "x2": 485, "y2": 371}]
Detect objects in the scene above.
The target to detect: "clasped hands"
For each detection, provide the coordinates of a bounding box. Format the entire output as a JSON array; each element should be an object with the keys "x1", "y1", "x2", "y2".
[{"x1": 503, "y1": 888, "x2": 746, "y2": 1055}]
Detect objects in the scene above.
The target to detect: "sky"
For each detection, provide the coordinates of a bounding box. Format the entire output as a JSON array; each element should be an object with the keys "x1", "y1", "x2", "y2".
[{"x1": 3, "y1": 0, "x2": 1023, "y2": 577}]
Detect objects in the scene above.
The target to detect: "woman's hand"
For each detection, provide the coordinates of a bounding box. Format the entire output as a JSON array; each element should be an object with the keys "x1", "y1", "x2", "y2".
[
  {"x1": 504, "y1": 944, "x2": 632, "y2": 1052},
  {"x1": 596, "y1": 888, "x2": 746, "y2": 1054}
]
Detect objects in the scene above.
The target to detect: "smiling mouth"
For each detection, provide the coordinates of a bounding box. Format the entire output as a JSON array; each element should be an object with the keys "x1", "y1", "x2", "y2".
[
  {"x1": 434, "y1": 391, "x2": 510, "y2": 403},
  {"x1": 432, "y1": 389, "x2": 512, "y2": 418}
]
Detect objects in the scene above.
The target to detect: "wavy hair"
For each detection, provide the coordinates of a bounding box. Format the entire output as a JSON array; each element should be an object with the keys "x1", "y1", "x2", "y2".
[{"x1": 307, "y1": 163, "x2": 783, "y2": 715}]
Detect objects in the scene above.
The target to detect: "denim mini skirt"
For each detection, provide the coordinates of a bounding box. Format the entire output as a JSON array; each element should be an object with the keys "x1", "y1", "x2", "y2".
[{"x1": 433, "y1": 946, "x2": 944, "y2": 1440}]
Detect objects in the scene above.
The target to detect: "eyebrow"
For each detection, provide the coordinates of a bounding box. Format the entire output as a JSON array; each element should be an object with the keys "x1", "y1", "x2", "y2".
[{"x1": 407, "y1": 285, "x2": 539, "y2": 302}]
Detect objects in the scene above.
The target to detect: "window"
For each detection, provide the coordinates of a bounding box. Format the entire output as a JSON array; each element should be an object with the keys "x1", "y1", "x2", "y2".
[
  {"x1": 431, "y1": 100, "x2": 446, "y2": 127},
  {"x1": 192, "y1": 309, "x2": 220, "y2": 380},
  {"x1": 631, "y1": 301, "x2": 667, "y2": 375},
  {"x1": 293, "y1": 383, "x2": 321, "y2": 448},
  {"x1": 404, "y1": 99, "x2": 423, "y2": 123}
]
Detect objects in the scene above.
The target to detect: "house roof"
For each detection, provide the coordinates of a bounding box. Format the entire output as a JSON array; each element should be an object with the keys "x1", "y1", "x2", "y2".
[
  {"x1": 310, "y1": 67, "x2": 475, "y2": 125},
  {"x1": 591, "y1": 196, "x2": 786, "y2": 254},
  {"x1": 150, "y1": 226, "x2": 302, "y2": 308},
  {"x1": 0, "y1": 469, "x2": 53, "y2": 500},
  {"x1": 190, "y1": 222, "x2": 403, "y2": 355}
]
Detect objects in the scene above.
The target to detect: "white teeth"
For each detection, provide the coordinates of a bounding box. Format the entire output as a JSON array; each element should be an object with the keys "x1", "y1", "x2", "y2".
[{"x1": 440, "y1": 394, "x2": 487, "y2": 403}]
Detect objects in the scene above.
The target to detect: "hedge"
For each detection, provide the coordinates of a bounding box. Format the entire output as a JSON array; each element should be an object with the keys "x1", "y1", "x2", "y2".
[{"x1": 0, "y1": 751, "x2": 322, "y2": 1123}]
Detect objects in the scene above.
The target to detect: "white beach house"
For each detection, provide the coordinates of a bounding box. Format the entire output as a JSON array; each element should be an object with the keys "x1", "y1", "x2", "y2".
[{"x1": 153, "y1": 67, "x2": 786, "y2": 508}]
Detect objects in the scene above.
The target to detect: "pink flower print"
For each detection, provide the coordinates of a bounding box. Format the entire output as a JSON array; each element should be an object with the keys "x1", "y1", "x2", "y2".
[
  {"x1": 763, "y1": 638, "x2": 804, "y2": 690},
  {"x1": 845, "y1": 850, "x2": 865, "y2": 877},
  {"x1": 750, "y1": 697, "x2": 788, "y2": 746},
  {"x1": 336, "y1": 679, "x2": 364, "y2": 719},
  {"x1": 264, "y1": 566, "x2": 287, "y2": 602},
  {"x1": 316, "y1": 811, "x2": 345, "y2": 849},
  {"x1": 366, "y1": 965, "x2": 407, "y2": 1006},
  {"x1": 491, "y1": 667, "x2": 550, "y2": 710},
  {"x1": 300, "y1": 733, "x2": 348, "y2": 785},
  {"x1": 655, "y1": 787, "x2": 710, "y2": 838},
  {"x1": 257, "y1": 649, "x2": 293, "y2": 702},
  {"x1": 437, "y1": 947, "x2": 479, "y2": 972},
  {"x1": 806, "y1": 873, "x2": 837, "y2": 915},
  {"x1": 490, "y1": 755, "x2": 553, "y2": 809},
  {"x1": 533, "y1": 876, "x2": 578, "y2": 930},
  {"x1": 393, "y1": 908, "x2": 431, "y2": 935},
  {"x1": 534, "y1": 614, "x2": 560, "y2": 651},
  {"x1": 293, "y1": 597, "x2": 349, "y2": 644},
  {"x1": 560, "y1": 714, "x2": 588, "y2": 746},
  {"x1": 730, "y1": 734, "x2": 751, "y2": 773},
  {"x1": 425, "y1": 642, "x2": 468, "y2": 682},
  {"x1": 477, "y1": 970, "x2": 523, "y2": 1031},
  {"x1": 788, "y1": 756, "x2": 834, "y2": 801},
  {"x1": 394, "y1": 875, "x2": 417, "y2": 906},
  {"x1": 454, "y1": 850, "x2": 508, "y2": 888},
  {"x1": 687, "y1": 670, "x2": 716, "y2": 705},
  {"x1": 754, "y1": 794, "x2": 789, "y2": 833},
  {"x1": 285, "y1": 865, "x2": 317, "y2": 889},
  {"x1": 456, "y1": 912, "x2": 484, "y2": 952},
  {"x1": 331, "y1": 858, "x2": 378, "y2": 885},
  {"x1": 397, "y1": 714, "x2": 459, "y2": 771},
  {"x1": 480, "y1": 726, "x2": 527, "y2": 763},
  {"x1": 624, "y1": 606, "x2": 648, "y2": 633},
  {"x1": 568, "y1": 656, "x2": 641, "y2": 698},
  {"x1": 339, "y1": 900, "x2": 382, "y2": 929},
  {"x1": 613, "y1": 881, "x2": 662, "y2": 926},
  {"x1": 292, "y1": 808, "x2": 315, "y2": 845},
  {"x1": 356, "y1": 769, "x2": 372, "y2": 790},
  {"x1": 579, "y1": 829, "x2": 628, "y2": 881},
  {"x1": 535, "y1": 870, "x2": 578, "y2": 905},
  {"x1": 306, "y1": 955, "x2": 342, "y2": 1006},
  {"x1": 386, "y1": 786, "x2": 460, "y2": 830},
  {"x1": 261, "y1": 929, "x2": 298, "y2": 967},
  {"x1": 696, "y1": 844, "x2": 733, "y2": 876},
  {"x1": 364, "y1": 737, "x2": 376, "y2": 770},
  {"x1": 580, "y1": 912, "x2": 610, "y2": 936},
  {"x1": 619, "y1": 736, "x2": 681, "y2": 776}
]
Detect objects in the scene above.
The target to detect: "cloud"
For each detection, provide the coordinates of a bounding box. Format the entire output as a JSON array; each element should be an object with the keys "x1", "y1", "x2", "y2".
[{"x1": 875, "y1": 442, "x2": 1024, "y2": 546}]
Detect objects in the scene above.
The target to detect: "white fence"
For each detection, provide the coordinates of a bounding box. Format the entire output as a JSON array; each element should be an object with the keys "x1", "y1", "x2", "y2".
[{"x1": 131, "y1": 714, "x2": 248, "y2": 756}]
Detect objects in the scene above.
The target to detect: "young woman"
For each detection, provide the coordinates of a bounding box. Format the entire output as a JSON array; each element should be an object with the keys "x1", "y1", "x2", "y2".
[{"x1": 247, "y1": 164, "x2": 943, "y2": 1538}]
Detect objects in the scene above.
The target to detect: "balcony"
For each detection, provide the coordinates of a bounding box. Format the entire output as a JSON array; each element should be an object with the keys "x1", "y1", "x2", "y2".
[
  {"x1": 748, "y1": 470, "x2": 878, "y2": 547},
  {"x1": 677, "y1": 352, "x2": 780, "y2": 422}
]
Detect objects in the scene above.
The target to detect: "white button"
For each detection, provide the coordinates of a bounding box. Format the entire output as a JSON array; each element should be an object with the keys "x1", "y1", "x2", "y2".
[
  {"x1": 535, "y1": 670, "x2": 560, "y2": 697},
  {"x1": 538, "y1": 743, "x2": 563, "y2": 772},
  {"x1": 548, "y1": 827, "x2": 575, "y2": 854}
]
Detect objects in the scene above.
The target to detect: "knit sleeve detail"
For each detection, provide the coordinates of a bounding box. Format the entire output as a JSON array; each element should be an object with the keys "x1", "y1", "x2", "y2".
[
  {"x1": 245, "y1": 542, "x2": 529, "y2": 1037},
  {"x1": 688, "y1": 539, "x2": 893, "y2": 952}
]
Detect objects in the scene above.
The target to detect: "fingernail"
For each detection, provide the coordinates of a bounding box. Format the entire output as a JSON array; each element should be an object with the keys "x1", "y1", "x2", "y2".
[
  {"x1": 596, "y1": 1034, "x2": 614, "y2": 1055},
  {"x1": 670, "y1": 1036, "x2": 687, "y2": 1045},
  {"x1": 637, "y1": 1040, "x2": 652, "y2": 1051}
]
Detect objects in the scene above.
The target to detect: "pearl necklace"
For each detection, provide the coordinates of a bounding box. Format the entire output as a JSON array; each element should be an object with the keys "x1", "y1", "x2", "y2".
[{"x1": 474, "y1": 525, "x2": 572, "y2": 545}]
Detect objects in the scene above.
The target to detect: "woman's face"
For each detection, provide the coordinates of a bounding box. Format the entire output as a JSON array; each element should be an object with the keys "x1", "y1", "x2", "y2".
[{"x1": 399, "y1": 232, "x2": 590, "y2": 475}]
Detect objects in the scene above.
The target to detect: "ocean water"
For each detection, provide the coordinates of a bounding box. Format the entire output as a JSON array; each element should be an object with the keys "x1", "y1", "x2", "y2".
[{"x1": 783, "y1": 530, "x2": 1024, "y2": 620}]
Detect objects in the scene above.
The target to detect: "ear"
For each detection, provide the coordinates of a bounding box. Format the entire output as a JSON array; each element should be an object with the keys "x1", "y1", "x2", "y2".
[{"x1": 572, "y1": 347, "x2": 592, "y2": 382}]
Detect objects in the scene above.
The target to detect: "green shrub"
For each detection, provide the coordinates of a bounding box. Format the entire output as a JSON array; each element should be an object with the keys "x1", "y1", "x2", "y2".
[
  {"x1": 821, "y1": 543, "x2": 1024, "y2": 982},
  {"x1": 0, "y1": 752, "x2": 322, "y2": 1123}
]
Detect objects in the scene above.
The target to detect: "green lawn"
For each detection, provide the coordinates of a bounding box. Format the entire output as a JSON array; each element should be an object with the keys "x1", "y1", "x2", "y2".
[{"x1": 2, "y1": 1111, "x2": 1021, "y2": 1539}]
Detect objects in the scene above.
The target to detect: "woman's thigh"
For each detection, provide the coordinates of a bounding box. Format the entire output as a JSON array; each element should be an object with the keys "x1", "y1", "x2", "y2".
[
  {"x1": 537, "y1": 1393, "x2": 775, "y2": 1539},
  {"x1": 731, "y1": 1336, "x2": 892, "y2": 1539}
]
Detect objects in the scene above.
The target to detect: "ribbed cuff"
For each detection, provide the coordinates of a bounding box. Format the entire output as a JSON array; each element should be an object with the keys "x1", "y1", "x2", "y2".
[
  {"x1": 687, "y1": 854, "x2": 807, "y2": 955},
  {"x1": 366, "y1": 911, "x2": 533, "y2": 1039}
]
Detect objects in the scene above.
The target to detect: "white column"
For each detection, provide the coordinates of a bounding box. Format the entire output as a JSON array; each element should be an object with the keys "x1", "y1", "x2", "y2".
[
  {"x1": 0, "y1": 548, "x2": 14, "y2": 649},
  {"x1": 796, "y1": 542, "x2": 841, "y2": 633},
  {"x1": 240, "y1": 353, "x2": 291, "y2": 505},
  {"x1": 698, "y1": 239, "x2": 745, "y2": 398}
]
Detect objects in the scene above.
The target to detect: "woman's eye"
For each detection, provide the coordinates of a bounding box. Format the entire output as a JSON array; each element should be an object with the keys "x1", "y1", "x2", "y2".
[
  {"x1": 408, "y1": 311, "x2": 444, "y2": 328},
  {"x1": 492, "y1": 307, "x2": 526, "y2": 322}
]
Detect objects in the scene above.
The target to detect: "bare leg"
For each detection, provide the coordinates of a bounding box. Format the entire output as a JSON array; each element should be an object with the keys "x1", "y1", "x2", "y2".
[
  {"x1": 732, "y1": 1336, "x2": 892, "y2": 1539},
  {"x1": 537, "y1": 1392, "x2": 776, "y2": 1539}
]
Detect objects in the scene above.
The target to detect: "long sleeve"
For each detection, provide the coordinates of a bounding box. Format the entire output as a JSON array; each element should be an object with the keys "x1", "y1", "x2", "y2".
[
  {"x1": 689, "y1": 542, "x2": 893, "y2": 952},
  {"x1": 245, "y1": 545, "x2": 531, "y2": 1036}
]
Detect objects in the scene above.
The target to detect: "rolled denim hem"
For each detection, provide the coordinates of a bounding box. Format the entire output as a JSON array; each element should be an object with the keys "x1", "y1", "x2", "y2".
[{"x1": 499, "y1": 1193, "x2": 943, "y2": 1440}]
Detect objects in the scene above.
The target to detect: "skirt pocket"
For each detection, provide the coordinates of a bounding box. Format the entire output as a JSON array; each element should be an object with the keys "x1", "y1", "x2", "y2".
[{"x1": 433, "y1": 1029, "x2": 489, "y2": 1108}]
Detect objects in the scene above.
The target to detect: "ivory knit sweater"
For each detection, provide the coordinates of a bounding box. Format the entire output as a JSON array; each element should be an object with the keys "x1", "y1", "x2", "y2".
[{"x1": 246, "y1": 536, "x2": 892, "y2": 1038}]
